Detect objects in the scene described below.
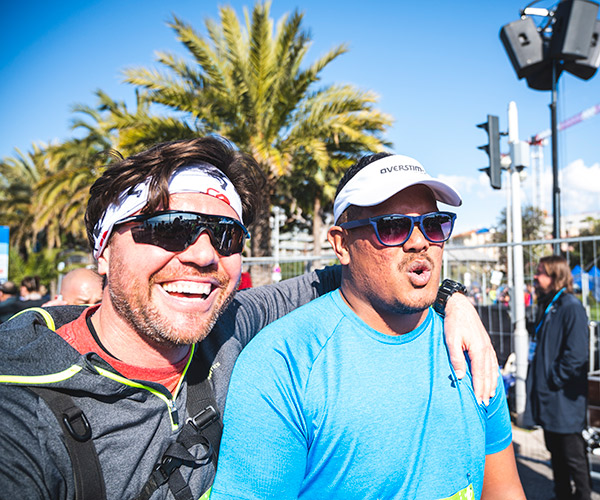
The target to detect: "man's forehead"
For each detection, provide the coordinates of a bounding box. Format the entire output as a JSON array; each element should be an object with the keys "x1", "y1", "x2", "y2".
[
  {"x1": 360, "y1": 185, "x2": 438, "y2": 216},
  {"x1": 168, "y1": 192, "x2": 240, "y2": 220}
]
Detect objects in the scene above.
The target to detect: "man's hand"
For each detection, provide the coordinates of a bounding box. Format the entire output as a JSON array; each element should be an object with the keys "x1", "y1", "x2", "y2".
[{"x1": 444, "y1": 293, "x2": 498, "y2": 405}]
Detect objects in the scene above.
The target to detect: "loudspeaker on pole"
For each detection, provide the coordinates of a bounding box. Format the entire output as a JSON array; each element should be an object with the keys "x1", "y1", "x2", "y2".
[
  {"x1": 526, "y1": 38, "x2": 564, "y2": 90},
  {"x1": 564, "y1": 19, "x2": 600, "y2": 79},
  {"x1": 550, "y1": 0, "x2": 599, "y2": 60},
  {"x1": 500, "y1": 17, "x2": 544, "y2": 79}
]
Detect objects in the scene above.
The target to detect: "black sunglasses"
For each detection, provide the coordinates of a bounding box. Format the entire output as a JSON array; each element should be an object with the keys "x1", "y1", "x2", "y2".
[
  {"x1": 340, "y1": 211, "x2": 456, "y2": 247},
  {"x1": 114, "y1": 210, "x2": 250, "y2": 256}
]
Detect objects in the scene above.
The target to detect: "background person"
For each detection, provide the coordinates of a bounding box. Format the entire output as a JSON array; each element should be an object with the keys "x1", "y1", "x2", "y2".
[
  {"x1": 19, "y1": 275, "x2": 48, "y2": 307},
  {"x1": 211, "y1": 153, "x2": 525, "y2": 499},
  {"x1": 0, "y1": 281, "x2": 21, "y2": 323},
  {"x1": 43, "y1": 268, "x2": 103, "y2": 306},
  {"x1": 524, "y1": 255, "x2": 591, "y2": 500}
]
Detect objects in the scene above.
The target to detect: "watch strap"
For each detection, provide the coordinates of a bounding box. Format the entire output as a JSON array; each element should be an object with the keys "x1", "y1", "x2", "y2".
[{"x1": 433, "y1": 279, "x2": 467, "y2": 316}]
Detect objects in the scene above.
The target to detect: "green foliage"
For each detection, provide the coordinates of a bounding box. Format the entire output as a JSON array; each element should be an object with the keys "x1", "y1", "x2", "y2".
[
  {"x1": 0, "y1": 145, "x2": 50, "y2": 253},
  {"x1": 122, "y1": 1, "x2": 392, "y2": 256},
  {"x1": 493, "y1": 205, "x2": 546, "y2": 243},
  {"x1": 0, "y1": 2, "x2": 393, "y2": 269},
  {"x1": 0, "y1": 91, "x2": 121, "y2": 263},
  {"x1": 8, "y1": 246, "x2": 61, "y2": 291},
  {"x1": 493, "y1": 205, "x2": 546, "y2": 270}
]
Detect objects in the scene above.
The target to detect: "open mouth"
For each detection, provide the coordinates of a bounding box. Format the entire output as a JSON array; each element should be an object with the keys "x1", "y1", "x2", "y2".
[
  {"x1": 406, "y1": 260, "x2": 432, "y2": 286},
  {"x1": 408, "y1": 261, "x2": 431, "y2": 275},
  {"x1": 161, "y1": 281, "x2": 214, "y2": 300}
]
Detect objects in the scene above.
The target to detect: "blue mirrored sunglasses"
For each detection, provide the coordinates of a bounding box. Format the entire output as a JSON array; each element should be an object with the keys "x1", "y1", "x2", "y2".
[{"x1": 340, "y1": 211, "x2": 456, "y2": 247}]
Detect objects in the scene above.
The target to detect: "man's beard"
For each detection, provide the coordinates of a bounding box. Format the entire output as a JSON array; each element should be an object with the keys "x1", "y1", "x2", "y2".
[
  {"x1": 108, "y1": 257, "x2": 237, "y2": 348},
  {"x1": 390, "y1": 301, "x2": 431, "y2": 315},
  {"x1": 393, "y1": 255, "x2": 438, "y2": 314}
]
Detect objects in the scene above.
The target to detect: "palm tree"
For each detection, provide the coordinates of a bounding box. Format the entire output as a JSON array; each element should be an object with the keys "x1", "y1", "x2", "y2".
[
  {"x1": 0, "y1": 145, "x2": 50, "y2": 253},
  {"x1": 32, "y1": 92, "x2": 120, "y2": 250},
  {"x1": 285, "y1": 100, "x2": 392, "y2": 257},
  {"x1": 122, "y1": 1, "x2": 392, "y2": 266}
]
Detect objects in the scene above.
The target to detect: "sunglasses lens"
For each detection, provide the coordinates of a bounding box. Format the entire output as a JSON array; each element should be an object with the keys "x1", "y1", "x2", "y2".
[
  {"x1": 376, "y1": 216, "x2": 412, "y2": 245},
  {"x1": 422, "y1": 213, "x2": 453, "y2": 242},
  {"x1": 208, "y1": 220, "x2": 245, "y2": 256},
  {"x1": 129, "y1": 213, "x2": 246, "y2": 255},
  {"x1": 131, "y1": 216, "x2": 195, "y2": 252}
]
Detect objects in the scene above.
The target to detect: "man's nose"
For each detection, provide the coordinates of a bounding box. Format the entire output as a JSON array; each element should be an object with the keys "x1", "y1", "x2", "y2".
[
  {"x1": 177, "y1": 230, "x2": 220, "y2": 267},
  {"x1": 403, "y1": 223, "x2": 430, "y2": 252}
]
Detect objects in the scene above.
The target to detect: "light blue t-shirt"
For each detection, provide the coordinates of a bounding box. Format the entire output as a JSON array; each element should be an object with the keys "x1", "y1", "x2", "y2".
[{"x1": 211, "y1": 290, "x2": 512, "y2": 500}]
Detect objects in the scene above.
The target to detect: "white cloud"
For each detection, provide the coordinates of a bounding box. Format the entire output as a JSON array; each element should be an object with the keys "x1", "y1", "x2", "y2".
[
  {"x1": 560, "y1": 159, "x2": 600, "y2": 215},
  {"x1": 438, "y1": 173, "x2": 507, "y2": 233},
  {"x1": 433, "y1": 160, "x2": 600, "y2": 234},
  {"x1": 515, "y1": 158, "x2": 600, "y2": 218},
  {"x1": 438, "y1": 173, "x2": 505, "y2": 200}
]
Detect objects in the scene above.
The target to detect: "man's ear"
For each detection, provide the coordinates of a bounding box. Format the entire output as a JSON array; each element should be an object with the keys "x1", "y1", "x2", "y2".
[
  {"x1": 97, "y1": 245, "x2": 110, "y2": 277},
  {"x1": 327, "y1": 226, "x2": 351, "y2": 265}
]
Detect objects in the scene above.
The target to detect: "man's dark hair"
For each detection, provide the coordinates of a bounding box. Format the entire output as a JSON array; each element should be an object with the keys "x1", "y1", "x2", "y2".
[
  {"x1": 85, "y1": 136, "x2": 266, "y2": 251},
  {"x1": 335, "y1": 152, "x2": 392, "y2": 224},
  {"x1": 0, "y1": 281, "x2": 17, "y2": 296},
  {"x1": 20, "y1": 276, "x2": 40, "y2": 293}
]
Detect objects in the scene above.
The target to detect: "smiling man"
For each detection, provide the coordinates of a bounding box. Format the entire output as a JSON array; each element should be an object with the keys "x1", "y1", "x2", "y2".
[
  {"x1": 0, "y1": 140, "x2": 499, "y2": 500},
  {"x1": 211, "y1": 153, "x2": 525, "y2": 500}
]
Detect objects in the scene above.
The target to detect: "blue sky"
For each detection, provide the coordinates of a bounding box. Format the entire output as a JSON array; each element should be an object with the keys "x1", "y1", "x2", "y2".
[{"x1": 2, "y1": 0, "x2": 600, "y2": 234}]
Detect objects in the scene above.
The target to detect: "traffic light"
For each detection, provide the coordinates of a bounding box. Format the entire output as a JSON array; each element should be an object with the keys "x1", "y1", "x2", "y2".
[{"x1": 477, "y1": 114, "x2": 502, "y2": 190}]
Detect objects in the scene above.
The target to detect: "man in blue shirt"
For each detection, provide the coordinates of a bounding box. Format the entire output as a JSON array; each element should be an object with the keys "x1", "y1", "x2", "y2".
[{"x1": 212, "y1": 152, "x2": 525, "y2": 499}]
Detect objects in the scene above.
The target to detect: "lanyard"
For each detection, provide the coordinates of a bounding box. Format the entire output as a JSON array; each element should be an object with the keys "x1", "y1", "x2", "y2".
[{"x1": 534, "y1": 287, "x2": 565, "y2": 337}]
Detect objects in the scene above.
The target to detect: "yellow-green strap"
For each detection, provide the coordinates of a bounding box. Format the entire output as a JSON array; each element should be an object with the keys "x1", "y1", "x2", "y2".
[
  {"x1": 10, "y1": 306, "x2": 56, "y2": 331},
  {"x1": 0, "y1": 365, "x2": 83, "y2": 384},
  {"x1": 439, "y1": 483, "x2": 475, "y2": 500}
]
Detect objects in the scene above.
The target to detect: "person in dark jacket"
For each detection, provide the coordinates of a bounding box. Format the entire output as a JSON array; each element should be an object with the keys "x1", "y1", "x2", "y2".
[
  {"x1": 524, "y1": 255, "x2": 591, "y2": 500},
  {"x1": 0, "y1": 281, "x2": 21, "y2": 323},
  {"x1": 19, "y1": 275, "x2": 49, "y2": 308}
]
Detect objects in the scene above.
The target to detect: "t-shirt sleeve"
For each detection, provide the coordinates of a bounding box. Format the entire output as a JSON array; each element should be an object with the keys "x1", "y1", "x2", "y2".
[
  {"x1": 228, "y1": 265, "x2": 341, "y2": 348},
  {"x1": 484, "y1": 371, "x2": 513, "y2": 455},
  {"x1": 210, "y1": 334, "x2": 307, "y2": 499}
]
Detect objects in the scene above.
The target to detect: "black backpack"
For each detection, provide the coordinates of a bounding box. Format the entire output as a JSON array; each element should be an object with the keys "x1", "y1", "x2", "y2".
[{"x1": 29, "y1": 353, "x2": 222, "y2": 500}]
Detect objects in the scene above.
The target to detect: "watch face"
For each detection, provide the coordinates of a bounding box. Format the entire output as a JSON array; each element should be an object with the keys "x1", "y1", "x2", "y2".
[
  {"x1": 442, "y1": 279, "x2": 466, "y2": 295},
  {"x1": 434, "y1": 281, "x2": 466, "y2": 315}
]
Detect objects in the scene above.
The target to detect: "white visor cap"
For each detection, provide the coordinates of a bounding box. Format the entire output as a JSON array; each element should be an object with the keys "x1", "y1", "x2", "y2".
[{"x1": 333, "y1": 154, "x2": 462, "y2": 224}]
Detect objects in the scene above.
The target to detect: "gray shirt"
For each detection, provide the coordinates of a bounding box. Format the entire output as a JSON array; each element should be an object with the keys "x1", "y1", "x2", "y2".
[{"x1": 0, "y1": 267, "x2": 340, "y2": 500}]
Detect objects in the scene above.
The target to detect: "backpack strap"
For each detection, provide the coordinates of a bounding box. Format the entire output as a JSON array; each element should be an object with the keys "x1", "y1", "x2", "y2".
[
  {"x1": 10, "y1": 306, "x2": 56, "y2": 330},
  {"x1": 135, "y1": 353, "x2": 223, "y2": 500},
  {"x1": 22, "y1": 307, "x2": 220, "y2": 500},
  {"x1": 28, "y1": 386, "x2": 106, "y2": 500},
  {"x1": 16, "y1": 308, "x2": 105, "y2": 500},
  {"x1": 185, "y1": 352, "x2": 223, "y2": 459}
]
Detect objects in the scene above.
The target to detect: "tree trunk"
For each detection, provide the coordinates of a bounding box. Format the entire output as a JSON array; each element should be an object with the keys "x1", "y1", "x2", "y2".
[
  {"x1": 248, "y1": 189, "x2": 273, "y2": 286},
  {"x1": 311, "y1": 196, "x2": 322, "y2": 272}
]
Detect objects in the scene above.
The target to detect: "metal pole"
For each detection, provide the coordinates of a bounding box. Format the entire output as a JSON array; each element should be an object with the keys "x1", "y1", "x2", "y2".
[
  {"x1": 506, "y1": 168, "x2": 513, "y2": 297},
  {"x1": 272, "y1": 206, "x2": 282, "y2": 282},
  {"x1": 590, "y1": 321, "x2": 597, "y2": 374},
  {"x1": 550, "y1": 60, "x2": 561, "y2": 252},
  {"x1": 508, "y1": 101, "x2": 529, "y2": 418}
]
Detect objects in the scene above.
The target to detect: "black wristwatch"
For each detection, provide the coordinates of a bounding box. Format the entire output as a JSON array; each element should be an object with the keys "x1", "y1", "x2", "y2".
[{"x1": 433, "y1": 279, "x2": 468, "y2": 316}]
